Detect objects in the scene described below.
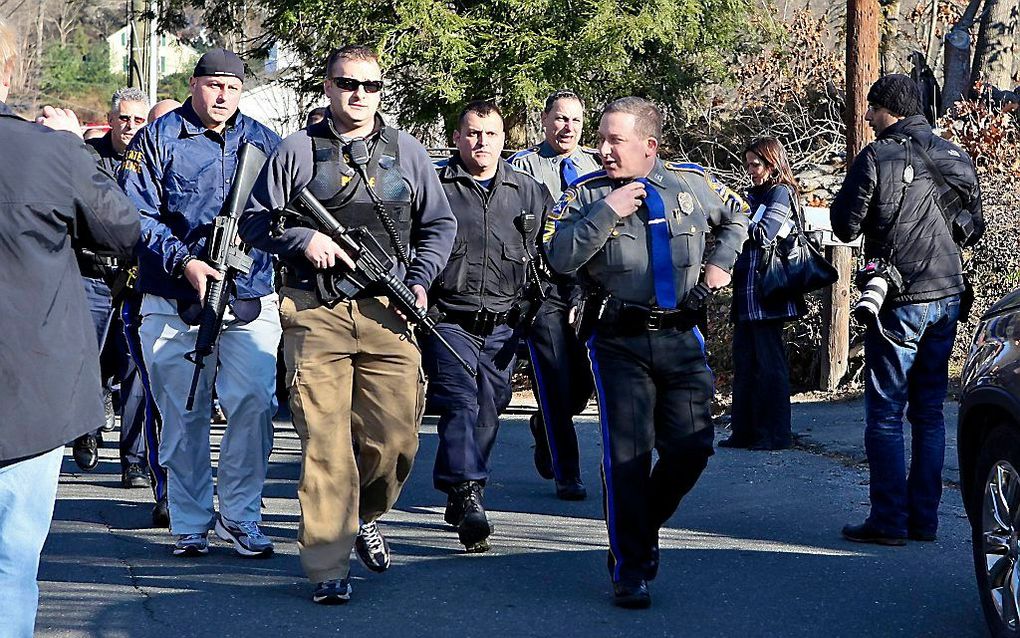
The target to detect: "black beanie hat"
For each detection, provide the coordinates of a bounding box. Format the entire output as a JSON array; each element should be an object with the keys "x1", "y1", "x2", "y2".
[
  {"x1": 192, "y1": 48, "x2": 246, "y2": 82},
  {"x1": 867, "y1": 74, "x2": 921, "y2": 117}
]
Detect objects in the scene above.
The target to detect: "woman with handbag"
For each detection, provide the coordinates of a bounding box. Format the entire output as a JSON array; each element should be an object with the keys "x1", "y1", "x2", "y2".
[{"x1": 720, "y1": 137, "x2": 807, "y2": 450}]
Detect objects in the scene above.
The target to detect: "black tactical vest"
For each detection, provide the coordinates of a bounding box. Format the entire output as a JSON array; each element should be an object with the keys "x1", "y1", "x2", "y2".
[{"x1": 304, "y1": 121, "x2": 412, "y2": 264}]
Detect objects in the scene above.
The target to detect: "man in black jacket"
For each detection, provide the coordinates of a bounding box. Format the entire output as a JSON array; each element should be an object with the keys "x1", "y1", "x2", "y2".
[
  {"x1": 830, "y1": 74, "x2": 983, "y2": 546},
  {"x1": 428, "y1": 101, "x2": 550, "y2": 552},
  {"x1": 0, "y1": 19, "x2": 140, "y2": 636}
]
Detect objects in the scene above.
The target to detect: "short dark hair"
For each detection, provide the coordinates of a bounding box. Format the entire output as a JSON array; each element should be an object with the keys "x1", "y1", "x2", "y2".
[
  {"x1": 543, "y1": 89, "x2": 584, "y2": 114},
  {"x1": 457, "y1": 100, "x2": 502, "y2": 128},
  {"x1": 324, "y1": 45, "x2": 379, "y2": 78},
  {"x1": 601, "y1": 96, "x2": 662, "y2": 140}
]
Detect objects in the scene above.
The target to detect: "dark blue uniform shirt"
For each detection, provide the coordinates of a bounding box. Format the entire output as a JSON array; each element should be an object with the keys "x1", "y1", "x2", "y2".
[{"x1": 119, "y1": 98, "x2": 282, "y2": 303}]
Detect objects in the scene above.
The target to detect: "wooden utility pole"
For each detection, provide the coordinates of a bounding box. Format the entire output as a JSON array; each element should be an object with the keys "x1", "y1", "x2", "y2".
[{"x1": 821, "y1": 0, "x2": 879, "y2": 391}]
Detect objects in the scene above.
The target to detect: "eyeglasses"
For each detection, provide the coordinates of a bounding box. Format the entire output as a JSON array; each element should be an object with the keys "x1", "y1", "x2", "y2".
[
  {"x1": 330, "y1": 77, "x2": 384, "y2": 94},
  {"x1": 117, "y1": 114, "x2": 147, "y2": 126}
]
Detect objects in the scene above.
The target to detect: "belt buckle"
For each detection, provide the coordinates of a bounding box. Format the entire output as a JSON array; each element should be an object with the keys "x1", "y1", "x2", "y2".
[{"x1": 646, "y1": 309, "x2": 666, "y2": 331}]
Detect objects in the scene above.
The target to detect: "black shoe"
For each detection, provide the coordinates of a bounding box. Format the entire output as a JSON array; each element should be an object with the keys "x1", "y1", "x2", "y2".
[
  {"x1": 717, "y1": 436, "x2": 750, "y2": 449},
  {"x1": 841, "y1": 521, "x2": 907, "y2": 546},
  {"x1": 444, "y1": 494, "x2": 465, "y2": 527},
  {"x1": 121, "y1": 463, "x2": 149, "y2": 489},
  {"x1": 72, "y1": 434, "x2": 100, "y2": 471},
  {"x1": 152, "y1": 498, "x2": 170, "y2": 528},
  {"x1": 313, "y1": 574, "x2": 352, "y2": 605},
  {"x1": 555, "y1": 477, "x2": 587, "y2": 501},
  {"x1": 908, "y1": 529, "x2": 937, "y2": 542},
  {"x1": 529, "y1": 414, "x2": 555, "y2": 480},
  {"x1": 613, "y1": 578, "x2": 651, "y2": 609},
  {"x1": 451, "y1": 481, "x2": 492, "y2": 551},
  {"x1": 355, "y1": 520, "x2": 391, "y2": 572}
]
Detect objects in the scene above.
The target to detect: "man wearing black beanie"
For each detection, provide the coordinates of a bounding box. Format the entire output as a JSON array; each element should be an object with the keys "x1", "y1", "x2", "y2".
[{"x1": 829, "y1": 74, "x2": 984, "y2": 546}]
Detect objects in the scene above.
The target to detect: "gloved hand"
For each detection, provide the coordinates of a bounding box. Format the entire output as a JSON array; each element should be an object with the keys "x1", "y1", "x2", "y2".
[{"x1": 680, "y1": 282, "x2": 713, "y2": 312}]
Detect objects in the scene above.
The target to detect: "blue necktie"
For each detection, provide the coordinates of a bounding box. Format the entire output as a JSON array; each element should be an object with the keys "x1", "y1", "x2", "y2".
[
  {"x1": 636, "y1": 178, "x2": 677, "y2": 308},
  {"x1": 560, "y1": 156, "x2": 578, "y2": 190}
]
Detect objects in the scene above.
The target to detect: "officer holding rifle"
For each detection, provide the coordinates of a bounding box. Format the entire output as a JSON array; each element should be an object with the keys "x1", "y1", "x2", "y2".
[
  {"x1": 239, "y1": 44, "x2": 455, "y2": 605},
  {"x1": 119, "y1": 49, "x2": 282, "y2": 559}
]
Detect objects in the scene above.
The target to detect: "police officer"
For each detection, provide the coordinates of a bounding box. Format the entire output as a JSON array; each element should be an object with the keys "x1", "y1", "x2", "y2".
[
  {"x1": 429, "y1": 101, "x2": 549, "y2": 552},
  {"x1": 73, "y1": 87, "x2": 152, "y2": 491},
  {"x1": 239, "y1": 45, "x2": 455, "y2": 604},
  {"x1": 511, "y1": 89, "x2": 600, "y2": 499},
  {"x1": 545, "y1": 97, "x2": 747, "y2": 608},
  {"x1": 119, "y1": 49, "x2": 283, "y2": 558}
]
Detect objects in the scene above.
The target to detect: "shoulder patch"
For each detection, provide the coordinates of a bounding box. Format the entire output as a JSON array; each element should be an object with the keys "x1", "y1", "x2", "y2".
[
  {"x1": 510, "y1": 146, "x2": 540, "y2": 161},
  {"x1": 664, "y1": 161, "x2": 706, "y2": 175}
]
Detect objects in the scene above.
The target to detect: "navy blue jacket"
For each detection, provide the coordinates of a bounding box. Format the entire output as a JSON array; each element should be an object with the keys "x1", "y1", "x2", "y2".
[{"x1": 119, "y1": 98, "x2": 281, "y2": 302}]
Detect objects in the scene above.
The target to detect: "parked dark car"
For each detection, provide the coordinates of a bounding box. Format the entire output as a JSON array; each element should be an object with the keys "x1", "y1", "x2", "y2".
[{"x1": 959, "y1": 288, "x2": 1020, "y2": 638}]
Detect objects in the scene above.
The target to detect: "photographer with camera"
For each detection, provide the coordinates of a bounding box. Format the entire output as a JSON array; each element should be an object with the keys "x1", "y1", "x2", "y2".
[{"x1": 830, "y1": 74, "x2": 983, "y2": 546}]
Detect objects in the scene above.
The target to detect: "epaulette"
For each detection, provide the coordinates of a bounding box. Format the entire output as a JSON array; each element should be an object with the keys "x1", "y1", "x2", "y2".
[
  {"x1": 664, "y1": 161, "x2": 707, "y2": 175},
  {"x1": 579, "y1": 146, "x2": 599, "y2": 156},
  {"x1": 568, "y1": 169, "x2": 607, "y2": 188},
  {"x1": 510, "y1": 146, "x2": 540, "y2": 161}
]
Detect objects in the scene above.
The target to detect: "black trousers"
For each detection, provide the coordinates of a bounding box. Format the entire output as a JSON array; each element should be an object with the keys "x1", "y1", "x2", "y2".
[
  {"x1": 425, "y1": 322, "x2": 516, "y2": 493},
  {"x1": 729, "y1": 319, "x2": 793, "y2": 449},
  {"x1": 587, "y1": 326, "x2": 714, "y2": 583},
  {"x1": 526, "y1": 300, "x2": 593, "y2": 481}
]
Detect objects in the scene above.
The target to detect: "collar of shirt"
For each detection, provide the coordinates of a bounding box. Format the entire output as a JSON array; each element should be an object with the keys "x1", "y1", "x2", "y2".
[
  {"x1": 442, "y1": 154, "x2": 518, "y2": 190},
  {"x1": 177, "y1": 97, "x2": 240, "y2": 139},
  {"x1": 538, "y1": 140, "x2": 590, "y2": 163},
  {"x1": 324, "y1": 111, "x2": 387, "y2": 144}
]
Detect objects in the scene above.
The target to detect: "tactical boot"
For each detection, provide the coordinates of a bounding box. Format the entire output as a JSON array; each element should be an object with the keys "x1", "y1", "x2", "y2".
[{"x1": 451, "y1": 481, "x2": 492, "y2": 552}]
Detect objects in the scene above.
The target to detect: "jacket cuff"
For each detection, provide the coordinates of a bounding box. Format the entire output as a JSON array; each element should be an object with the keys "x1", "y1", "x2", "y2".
[{"x1": 706, "y1": 248, "x2": 739, "y2": 274}]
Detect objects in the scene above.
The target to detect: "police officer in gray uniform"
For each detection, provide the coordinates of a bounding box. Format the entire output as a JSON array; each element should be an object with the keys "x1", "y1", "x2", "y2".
[
  {"x1": 545, "y1": 97, "x2": 747, "y2": 608},
  {"x1": 511, "y1": 90, "x2": 600, "y2": 499}
]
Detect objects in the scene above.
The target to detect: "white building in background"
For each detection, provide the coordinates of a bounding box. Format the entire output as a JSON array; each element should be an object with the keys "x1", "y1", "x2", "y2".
[
  {"x1": 107, "y1": 26, "x2": 199, "y2": 78},
  {"x1": 240, "y1": 43, "x2": 325, "y2": 137}
]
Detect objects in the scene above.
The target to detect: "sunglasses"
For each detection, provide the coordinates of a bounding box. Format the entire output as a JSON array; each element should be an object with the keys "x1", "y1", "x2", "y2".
[
  {"x1": 117, "y1": 114, "x2": 147, "y2": 126},
  {"x1": 330, "y1": 77, "x2": 384, "y2": 94}
]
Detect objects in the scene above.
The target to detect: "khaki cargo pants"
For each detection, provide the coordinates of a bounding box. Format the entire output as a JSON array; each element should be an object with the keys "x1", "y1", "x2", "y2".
[{"x1": 280, "y1": 288, "x2": 424, "y2": 583}]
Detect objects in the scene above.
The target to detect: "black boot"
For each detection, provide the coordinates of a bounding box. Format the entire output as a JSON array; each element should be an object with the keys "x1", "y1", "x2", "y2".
[{"x1": 450, "y1": 481, "x2": 492, "y2": 552}]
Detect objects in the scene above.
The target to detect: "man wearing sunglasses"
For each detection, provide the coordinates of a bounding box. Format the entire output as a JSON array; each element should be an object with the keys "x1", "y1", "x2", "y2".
[
  {"x1": 71, "y1": 87, "x2": 151, "y2": 485},
  {"x1": 240, "y1": 44, "x2": 455, "y2": 605}
]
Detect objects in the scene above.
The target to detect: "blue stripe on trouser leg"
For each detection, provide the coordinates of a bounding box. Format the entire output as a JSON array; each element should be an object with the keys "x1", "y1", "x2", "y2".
[
  {"x1": 586, "y1": 335, "x2": 623, "y2": 582},
  {"x1": 526, "y1": 339, "x2": 564, "y2": 481},
  {"x1": 122, "y1": 296, "x2": 166, "y2": 502}
]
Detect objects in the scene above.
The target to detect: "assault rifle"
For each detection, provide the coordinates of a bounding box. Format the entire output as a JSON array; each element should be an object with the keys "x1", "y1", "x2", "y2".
[
  {"x1": 185, "y1": 143, "x2": 267, "y2": 410},
  {"x1": 293, "y1": 189, "x2": 476, "y2": 378}
]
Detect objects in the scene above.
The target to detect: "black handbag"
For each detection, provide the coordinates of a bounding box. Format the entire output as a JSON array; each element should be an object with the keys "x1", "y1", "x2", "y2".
[{"x1": 757, "y1": 198, "x2": 838, "y2": 299}]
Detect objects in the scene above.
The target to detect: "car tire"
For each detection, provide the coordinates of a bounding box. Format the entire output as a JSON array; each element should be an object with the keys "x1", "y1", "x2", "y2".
[{"x1": 972, "y1": 424, "x2": 1020, "y2": 638}]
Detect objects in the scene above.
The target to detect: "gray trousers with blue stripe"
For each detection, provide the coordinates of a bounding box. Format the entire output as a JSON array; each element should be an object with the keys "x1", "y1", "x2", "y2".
[{"x1": 587, "y1": 326, "x2": 714, "y2": 583}]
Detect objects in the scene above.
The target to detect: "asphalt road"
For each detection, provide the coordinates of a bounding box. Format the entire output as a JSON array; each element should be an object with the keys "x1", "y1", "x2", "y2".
[{"x1": 36, "y1": 405, "x2": 987, "y2": 638}]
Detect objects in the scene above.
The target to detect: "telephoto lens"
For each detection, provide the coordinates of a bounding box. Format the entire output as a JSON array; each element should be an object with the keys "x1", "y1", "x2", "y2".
[{"x1": 854, "y1": 273, "x2": 889, "y2": 325}]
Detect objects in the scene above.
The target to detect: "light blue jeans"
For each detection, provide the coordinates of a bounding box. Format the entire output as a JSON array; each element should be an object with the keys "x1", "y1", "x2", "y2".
[
  {"x1": 139, "y1": 294, "x2": 281, "y2": 535},
  {"x1": 0, "y1": 447, "x2": 63, "y2": 638}
]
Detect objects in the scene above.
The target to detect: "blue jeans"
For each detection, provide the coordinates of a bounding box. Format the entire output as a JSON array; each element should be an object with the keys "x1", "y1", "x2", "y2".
[
  {"x1": 0, "y1": 447, "x2": 63, "y2": 638},
  {"x1": 863, "y1": 295, "x2": 960, "y2": 537}
]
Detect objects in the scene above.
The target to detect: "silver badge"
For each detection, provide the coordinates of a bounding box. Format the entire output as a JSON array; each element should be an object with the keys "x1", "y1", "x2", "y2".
[{"x1": 677, "y1": 192, "x2": 695, "y2": 214}]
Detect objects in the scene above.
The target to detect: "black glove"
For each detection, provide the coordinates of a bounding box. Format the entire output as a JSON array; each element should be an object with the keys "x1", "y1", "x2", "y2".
[{"x1": 680, "y1": 282, "x2": 713, "y2": 312}]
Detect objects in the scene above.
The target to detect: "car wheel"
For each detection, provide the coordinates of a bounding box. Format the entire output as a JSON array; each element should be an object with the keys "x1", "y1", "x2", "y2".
[{"x1": 973, "y1": 425, "x2": 1020, "y2": 638}]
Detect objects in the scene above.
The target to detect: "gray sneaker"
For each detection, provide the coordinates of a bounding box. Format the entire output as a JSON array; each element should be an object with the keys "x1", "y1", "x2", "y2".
[
  {"x1": 173, "y1": 533, "x2": 209, "y2": 557},
  {"x1": 214, "y1": 515, "x2": 274, "y2": 557}
]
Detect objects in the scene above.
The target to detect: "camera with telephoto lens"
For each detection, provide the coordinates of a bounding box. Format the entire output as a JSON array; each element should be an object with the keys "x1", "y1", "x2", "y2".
[{"x1": 853, "y1": 259, "x2": 903, "y2": 325}]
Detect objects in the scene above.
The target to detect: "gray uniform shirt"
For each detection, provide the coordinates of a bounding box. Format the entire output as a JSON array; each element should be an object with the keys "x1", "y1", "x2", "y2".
[
  {"x1": 511, "y1": 141, "x2": 601, "y2": 201},
  {"x1": 544, "y1": 159, "x2": 749, "y2": 306},
  {"x1": 240, "y1": 119, "x2": 456, "y2": 290}
]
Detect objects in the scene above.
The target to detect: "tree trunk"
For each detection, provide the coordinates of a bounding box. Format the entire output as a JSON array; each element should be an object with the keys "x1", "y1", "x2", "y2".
[
  {"x1": 942, "y1": 0, "x2": 983, "y2": 111},
  {"x1": 880, "y1": 0, "x2": 911, "y2": 74},
  {"x1": 972, "y1": 0, "x2": 1018, "y2": 88}
]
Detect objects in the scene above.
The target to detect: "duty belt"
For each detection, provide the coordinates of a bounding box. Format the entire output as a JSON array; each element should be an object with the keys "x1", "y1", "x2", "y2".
[
  {"x1": 442, "y1": 308, "x2": 509, "y2": 337},
  {"x1": 600, "y1": 299, "x2": 697, "y2": 333}
]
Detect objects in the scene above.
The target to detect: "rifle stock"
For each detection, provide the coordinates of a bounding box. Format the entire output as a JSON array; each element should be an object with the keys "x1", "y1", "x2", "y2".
[{"x1": 185, "y1": 143, "x2": 269, "y2": 410}]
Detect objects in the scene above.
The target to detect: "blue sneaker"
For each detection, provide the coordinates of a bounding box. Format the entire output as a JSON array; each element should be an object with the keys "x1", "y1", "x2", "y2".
[
  {"x1": 214, "y1": 515, "x2": 274, "y2": 558},
  {"x1": 312, "y1": 574, "x2": 352, "y2": 605},
  {"x1": 173, "y1": 533, "x2": 209, "y2": 557}
]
